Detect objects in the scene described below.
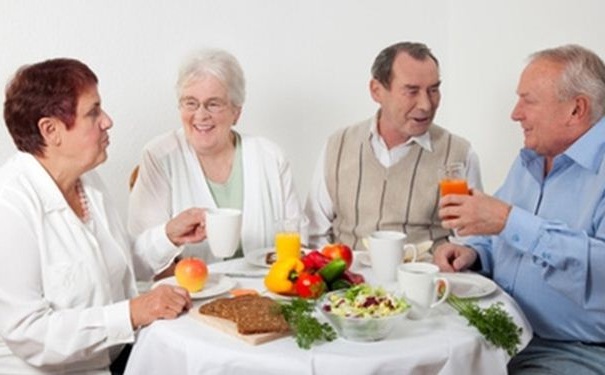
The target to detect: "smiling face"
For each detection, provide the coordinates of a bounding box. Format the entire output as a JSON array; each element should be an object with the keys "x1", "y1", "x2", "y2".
[
  {"x1": 370, "y1": 52, "x2": 441, "y2": 148},
  {"x1": 511, "y1": 59, "x2": 578, "y2": 158},
  {"x1": 62, "y1": 86, "x2": 113, "y2": 171},
  {"x1": 179, "y1": 75, "x2": 241, "y2": 157}
]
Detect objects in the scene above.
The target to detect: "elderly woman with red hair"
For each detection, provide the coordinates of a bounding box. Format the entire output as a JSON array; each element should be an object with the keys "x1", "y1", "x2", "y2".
[{"x1": 0, "y1": 58, "x2": 205, "y2": 374}]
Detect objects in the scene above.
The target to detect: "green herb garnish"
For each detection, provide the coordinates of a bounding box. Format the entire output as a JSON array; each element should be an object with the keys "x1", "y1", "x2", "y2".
[
  {"x1": 279, "y1": 297, "x2": 336, "y2": 349},
  {"x1": 447, "y1": 294, "x2": 522, "y2": 356}
]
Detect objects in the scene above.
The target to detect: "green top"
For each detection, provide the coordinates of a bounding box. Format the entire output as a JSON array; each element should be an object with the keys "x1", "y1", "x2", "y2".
[{"x1": 206, "y1": 132, "x2": 244, "y2": 258}]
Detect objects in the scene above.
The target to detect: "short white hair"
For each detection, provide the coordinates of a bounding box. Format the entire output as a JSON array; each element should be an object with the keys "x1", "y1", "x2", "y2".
[{"x1": 176, "y1": 48, "x2": 246, "y2": 107}]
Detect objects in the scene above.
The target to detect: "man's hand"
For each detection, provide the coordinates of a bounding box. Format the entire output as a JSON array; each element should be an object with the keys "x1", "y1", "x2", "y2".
[
  {"x1": 129, "y1": 285, "x2": 192, "y2": 329},
  {"x1": 439, "y1": 189, "x2": 511, "y2": 236},
  {"x1": 165, "y1": 208, "x2": 206, "y2": 246},
  {"x1": 433, "y1": 242, "x2": 478, "y2": 272}
]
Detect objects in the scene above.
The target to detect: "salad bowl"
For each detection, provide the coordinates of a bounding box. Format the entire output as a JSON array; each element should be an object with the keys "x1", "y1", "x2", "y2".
[{"x1": 317, "y1": 285, "x2": 410, "y2": 342}]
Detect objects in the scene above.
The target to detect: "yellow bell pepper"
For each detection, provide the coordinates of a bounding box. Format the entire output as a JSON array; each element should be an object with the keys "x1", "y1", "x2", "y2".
[{"x1": 264, "y1": 257, "x2": 304, "y2": 295}]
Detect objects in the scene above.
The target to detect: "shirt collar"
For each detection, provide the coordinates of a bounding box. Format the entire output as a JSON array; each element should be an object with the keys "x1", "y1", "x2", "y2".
[
  {"x1": 520, "y1": 116, "x2": 605, "y2": 173},
  {"x1": 369, "y1": 113, "x2": 433, "y2": 152}
]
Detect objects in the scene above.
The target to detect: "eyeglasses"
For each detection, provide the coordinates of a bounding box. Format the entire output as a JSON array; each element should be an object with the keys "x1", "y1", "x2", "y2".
[{"x1": 179, "y1": 97, "x2": 229, "y2": 114}]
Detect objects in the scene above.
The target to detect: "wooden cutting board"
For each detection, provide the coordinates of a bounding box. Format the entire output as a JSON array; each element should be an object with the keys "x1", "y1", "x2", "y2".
[{"x1": 189, "y1": 309, "x2": 290, "y2": 345}]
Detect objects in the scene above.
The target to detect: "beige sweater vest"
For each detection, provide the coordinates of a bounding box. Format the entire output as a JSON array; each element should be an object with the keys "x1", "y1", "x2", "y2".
[{"x1": 324, "y1": 118, "x2": 470, "y2": 250}]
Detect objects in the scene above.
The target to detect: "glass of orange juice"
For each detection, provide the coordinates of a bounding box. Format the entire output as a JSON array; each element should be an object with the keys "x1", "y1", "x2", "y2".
[
  {"x1": 275, "y1": 218, "x2": 303, "y2": 261},
  {"x1": 439, "y1": 162, "x2": 469, "y2": 196}
]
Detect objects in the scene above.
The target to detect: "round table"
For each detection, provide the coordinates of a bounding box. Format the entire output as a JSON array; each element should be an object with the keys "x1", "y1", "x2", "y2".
[{"x1": 124, "y1": 255, "x2": 532, "y2": 375}]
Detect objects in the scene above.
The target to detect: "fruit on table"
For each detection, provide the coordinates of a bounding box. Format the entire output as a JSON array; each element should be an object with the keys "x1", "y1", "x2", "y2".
[
  {"x1": 294, "y1": 272, "x2": 327, "y2": 299},
  {"x1": 174, "y1": 257, "x2": 208, "y2": 292},
  {"x1": 321, "y1": 243, "x2": 353, "y2": 269},
  {"x1": 264, "y1": 258, "x2": 305, "y2": 295}
]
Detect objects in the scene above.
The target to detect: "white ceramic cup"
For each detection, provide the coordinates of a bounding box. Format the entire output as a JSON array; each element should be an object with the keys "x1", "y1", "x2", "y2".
[
  {"x1": 397, "y1": 262, "x2": 450, "y2": 318},
  {"x1": 365, "y1": 231, "x2": 418, "y2": 283},
  {"x1": 205, "y1": 208, "x2": 242, "y2": 258}
]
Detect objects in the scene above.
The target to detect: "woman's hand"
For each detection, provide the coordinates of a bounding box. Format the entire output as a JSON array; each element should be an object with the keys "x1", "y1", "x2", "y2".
[
  {"x1": 433, "y1": 242, "x2": 477, "y2": 272},
  {"x1": 439, "y1": 189, "x2": 511, "y2": 236},
  {"x1": 165, "y1": 208, "x2": 206, "y2": 246},
  {"x1": 129, "y1": 285, "x2": 192, "y2": 329}
]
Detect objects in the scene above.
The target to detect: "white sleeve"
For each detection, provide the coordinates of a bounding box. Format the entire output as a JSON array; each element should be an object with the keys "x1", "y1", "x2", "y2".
[
  {"x1": 304, "y1": 144, "x2": 335, "y2": 248},
  {"x1": 128, "y1": 147, "x2": 173, "y2": 237},
  {"x1": 465, "y1": 147, "x2": 483, "y2": 192}
]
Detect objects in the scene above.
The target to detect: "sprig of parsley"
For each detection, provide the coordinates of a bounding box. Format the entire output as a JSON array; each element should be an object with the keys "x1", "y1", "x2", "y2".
[
  {"x1": 279, "y1": 297, "x2": 336, "y2": 349},
  {"x1": 447, "y1": 294, "x2": 522, "y2": 356}
]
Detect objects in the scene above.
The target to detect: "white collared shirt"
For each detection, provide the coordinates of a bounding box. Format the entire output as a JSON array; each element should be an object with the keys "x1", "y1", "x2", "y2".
[{"x1": 0, "y1": 152, "x2": 178, "y2": 374}]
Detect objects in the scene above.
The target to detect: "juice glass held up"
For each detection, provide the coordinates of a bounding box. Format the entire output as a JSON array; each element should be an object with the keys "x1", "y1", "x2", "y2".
[{"x1": 439, "y1": 162, "x2": 469, "y2": 196}]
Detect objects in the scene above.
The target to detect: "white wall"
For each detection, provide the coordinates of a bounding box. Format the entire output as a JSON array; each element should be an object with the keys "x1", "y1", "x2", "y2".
[{"x1": 1, "y1": 0, "x2": 604, "y2": 220}]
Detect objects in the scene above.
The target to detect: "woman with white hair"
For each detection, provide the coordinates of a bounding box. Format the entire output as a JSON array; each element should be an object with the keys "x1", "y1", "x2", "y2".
[{"x1": 128, "y1": 48, "x2": 302, "y2": 267}]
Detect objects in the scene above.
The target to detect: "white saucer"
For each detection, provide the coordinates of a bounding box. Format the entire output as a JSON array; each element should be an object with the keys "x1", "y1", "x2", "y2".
[
  {"x1": 443, "y1": 272, "x2": 497, "y2": 299},
  {"x1": 153, "y1": 274, "x2": 237, "y2": 299}
]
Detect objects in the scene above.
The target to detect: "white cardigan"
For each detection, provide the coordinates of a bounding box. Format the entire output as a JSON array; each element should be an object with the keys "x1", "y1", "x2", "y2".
[
  {"x1": 0, "y1": 152, "x2": 178, "y2": 374},
  {"x1": 128, "y1": 129, "x2": 303, "y2": 264}
]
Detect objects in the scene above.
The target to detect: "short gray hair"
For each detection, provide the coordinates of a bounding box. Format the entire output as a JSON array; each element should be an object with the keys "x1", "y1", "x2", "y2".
[
  {"x1": 371, "y1": 42, "x2": 439, "y2": 89},
  {"x1": 530, "y1": 44, "x2": 605, "y2": 123},
  {"x1": 176, "y1": 48, "x2": 246, "y2": 107}
]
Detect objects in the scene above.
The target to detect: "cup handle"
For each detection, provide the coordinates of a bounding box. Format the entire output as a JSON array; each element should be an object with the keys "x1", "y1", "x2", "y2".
[
  {"x1": 430, "y1": 277, "x2": 450, "y2": 309},
  {"x1": 403, "y1": 244, "x2": 418, "y2": 262}
]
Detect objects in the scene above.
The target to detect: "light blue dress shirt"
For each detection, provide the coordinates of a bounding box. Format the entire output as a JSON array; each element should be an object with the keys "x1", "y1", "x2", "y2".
[{"x1": 467, "y1": 117, "x2": 605, "y2": 343}]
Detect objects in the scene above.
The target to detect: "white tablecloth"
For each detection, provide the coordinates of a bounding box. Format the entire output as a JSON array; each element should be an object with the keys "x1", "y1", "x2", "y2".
[{"x1": 124, "y1": 257, "x2": 532, "y2": 375}]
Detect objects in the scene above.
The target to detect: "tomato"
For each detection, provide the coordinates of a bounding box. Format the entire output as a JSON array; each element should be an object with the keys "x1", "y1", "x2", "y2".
[
  {"x1": 294, "y1": 272, "x2": 326, "y2": 299},
  {"x1": 321, "y1": 243, "x2": 353, "y2": 269}
]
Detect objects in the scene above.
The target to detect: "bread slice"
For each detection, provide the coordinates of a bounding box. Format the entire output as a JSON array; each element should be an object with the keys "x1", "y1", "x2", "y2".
[{"x1": 199, "y1": 295, "x2": 290, "y2": 335}]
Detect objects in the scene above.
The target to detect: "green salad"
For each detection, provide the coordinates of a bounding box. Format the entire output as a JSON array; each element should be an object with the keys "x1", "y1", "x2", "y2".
[{"x1": 322, "y1": 284, "x2": 409, "y2": 318}]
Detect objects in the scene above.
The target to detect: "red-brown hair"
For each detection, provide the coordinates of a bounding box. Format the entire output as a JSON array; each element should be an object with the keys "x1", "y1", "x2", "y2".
[{"x1": 3, "y1": 58, "x2": 98, "y2": 156}]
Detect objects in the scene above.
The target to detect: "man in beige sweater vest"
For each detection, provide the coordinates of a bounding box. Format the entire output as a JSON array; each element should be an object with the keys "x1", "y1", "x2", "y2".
[{"x1": 305, "y1": 41, "x2": 482, "y2": 251}]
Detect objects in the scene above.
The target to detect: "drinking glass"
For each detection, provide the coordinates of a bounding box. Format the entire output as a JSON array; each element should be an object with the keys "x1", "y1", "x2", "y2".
[
  {"x1": 438, "y1": 162, "x2": 469, "y2": 196},
  {"x1": 274, "y1": 218, "x2": 303, "y2": 261}
]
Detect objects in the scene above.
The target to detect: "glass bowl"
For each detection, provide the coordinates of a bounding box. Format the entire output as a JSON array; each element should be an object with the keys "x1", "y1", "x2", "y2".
[{"x1": 316, "y1": 288, "x2": 410, "y2": 342}]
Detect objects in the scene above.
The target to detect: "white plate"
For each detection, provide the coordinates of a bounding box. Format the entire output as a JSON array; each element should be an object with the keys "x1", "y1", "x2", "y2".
[
  {"x1": 244, "y1": 247, "x2": 310, "y2": 268},
  {"x1": 153, "y1": 274, "x2": 237, "y2": 299},
  {"x1": 443, "y1": 272, "x2": 497, "y2": 299}
]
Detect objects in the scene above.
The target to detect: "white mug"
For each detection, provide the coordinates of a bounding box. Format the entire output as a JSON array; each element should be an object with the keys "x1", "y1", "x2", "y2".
[
  {"x1": 365, "y1": 231, "x2": 418, "y2": 283},
  {"x1": 397, "y1": 263, "x2": 450, "y2": 318},
  {"x1": 205, "y1": 208, "x2": 242, "y2": 258}
]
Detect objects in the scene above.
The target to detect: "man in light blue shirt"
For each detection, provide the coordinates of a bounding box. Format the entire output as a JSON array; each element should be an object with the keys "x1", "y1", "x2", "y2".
[{"x1": 434, "y1": 44, "x2": 605, "y2": 374}]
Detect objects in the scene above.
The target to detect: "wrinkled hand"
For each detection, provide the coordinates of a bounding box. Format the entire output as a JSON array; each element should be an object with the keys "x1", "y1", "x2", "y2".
[
  {"x1": 439, "y1": 189, "x2": 511, "y2": 236},
  {"x1": 166, "y1": 208, "x2": 206, "y2": 246},
  {"x1": 433, "y1": 242, "x2": 477, "y2": 272},
  {"x1": 129, "y1": 284, "x2": 192, "y2": 329}
]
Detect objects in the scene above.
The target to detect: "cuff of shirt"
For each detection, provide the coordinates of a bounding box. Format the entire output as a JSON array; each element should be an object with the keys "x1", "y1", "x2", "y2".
[
  {"x1": 141, "y1": 224, "x2": 181, "y2": 270},
  {"x1": 104, "y1": 300, "x2": 135, "y2": 344},
  {"x1": 500, "y1": 206, "x2": 542, "y2": 253}
]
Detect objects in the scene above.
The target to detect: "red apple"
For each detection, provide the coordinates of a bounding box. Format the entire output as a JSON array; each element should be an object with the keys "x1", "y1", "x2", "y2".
[
  {"x1": 174, "y1": 257, "x2": 208, "y2": 292},
  {"x1": 321, "y1": 243, "x2": 353, "y2": 269}
]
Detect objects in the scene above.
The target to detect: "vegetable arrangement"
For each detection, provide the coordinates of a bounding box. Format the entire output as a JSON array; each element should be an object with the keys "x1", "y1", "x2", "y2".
[
  {"x1": 264, "y1": 244, "x2": 365, "y2": 299},
  {"x1": 447, "y1": 294, "x2": 522, "y2": 356}
]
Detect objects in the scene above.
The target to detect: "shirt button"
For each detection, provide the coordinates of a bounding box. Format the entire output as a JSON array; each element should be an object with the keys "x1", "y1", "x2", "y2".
[{"x1": 512, "y1": 234, "x2": 520, "y2": 242}]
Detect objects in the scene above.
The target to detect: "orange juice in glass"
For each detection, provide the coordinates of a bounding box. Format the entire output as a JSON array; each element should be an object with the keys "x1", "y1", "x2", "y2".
[
  {"x1": 439, "y1": 162, "x2": 469, "y2": 196},
  {"x1": 275, "y1": 218, "x2": 302, "y2": 261}
]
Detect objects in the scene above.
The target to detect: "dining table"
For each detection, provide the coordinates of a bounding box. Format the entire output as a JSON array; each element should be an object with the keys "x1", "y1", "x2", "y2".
[{"x1": 124, "y1": 250, "x2": 533, "y2": 375}]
